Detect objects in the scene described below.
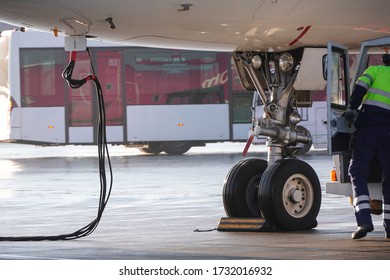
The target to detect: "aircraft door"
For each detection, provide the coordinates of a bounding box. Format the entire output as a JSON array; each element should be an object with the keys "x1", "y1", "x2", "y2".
[{"x1": 324, "y1": 43, "x2": 354, "y2": 156}]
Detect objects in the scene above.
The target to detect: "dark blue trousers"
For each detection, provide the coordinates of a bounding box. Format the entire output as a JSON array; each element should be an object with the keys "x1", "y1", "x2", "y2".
[{"x1": 348, "y1": 125, "x2": 390, "y2": 231}]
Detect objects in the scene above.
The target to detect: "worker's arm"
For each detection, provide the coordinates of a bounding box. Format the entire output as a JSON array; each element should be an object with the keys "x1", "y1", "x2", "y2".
[
  {"x1": 343, "y1": 84, "x2": 367, "y2": 122},
  {"x1": 349, "y1": 84, "x2": 367, "y2": 110}
]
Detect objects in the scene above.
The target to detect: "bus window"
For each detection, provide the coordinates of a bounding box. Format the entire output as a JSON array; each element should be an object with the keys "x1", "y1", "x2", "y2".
[
  {"x1": 231, "y1": 57, "x2": 245, "y2": 92},
  {"x1": 230, "y1": 56, "x2": 253, "y2": 123},
  {"x1": 124, "y1": 48, "x2": 229, "y2": 105},
  {"x1": 232, "y1": 92, "x2": 252, "y2": 123},
  {"x1": 20, "y1": 49, "x2": 65, "y2": 107}
]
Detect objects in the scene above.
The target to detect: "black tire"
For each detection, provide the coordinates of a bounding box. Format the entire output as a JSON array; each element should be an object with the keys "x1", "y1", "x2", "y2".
[
  {"x1": 138, "y1": 143, "x2": 163, "y2": 154},
  {"x1": 258, "y1": 159, "x2": 321, "y2": 230},
  {"x1": 161, "y1": 141, "x2": 192, "y2": 155},
  {"x1": 223, "y1": 158, "x2": 268, "y2": 217}
]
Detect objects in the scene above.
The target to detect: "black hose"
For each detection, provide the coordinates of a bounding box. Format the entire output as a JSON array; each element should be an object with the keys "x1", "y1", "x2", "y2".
[{"x1": 0, "y1": 49, "x2": 113, "y2": 241}]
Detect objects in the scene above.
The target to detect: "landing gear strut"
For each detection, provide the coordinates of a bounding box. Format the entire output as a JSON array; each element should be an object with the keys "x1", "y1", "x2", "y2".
[{"x1": 220, "y1": 49, "x2": 321, "y2": 231}]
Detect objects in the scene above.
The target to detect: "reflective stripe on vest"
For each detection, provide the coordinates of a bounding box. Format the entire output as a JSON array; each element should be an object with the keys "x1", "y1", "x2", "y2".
[{"x1": 357, "y1": 65, "x2": 390, "y2": 111}]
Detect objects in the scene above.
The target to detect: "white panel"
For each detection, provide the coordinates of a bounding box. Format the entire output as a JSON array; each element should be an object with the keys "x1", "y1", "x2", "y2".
[
  {"x1": 106, "y1": 126, "x2": 123, "y2": 142},
  {"x1": 313, "y1": 106, "x2": 328, "y2": 149},
  {"x1": 326, "y1": 182, "x2": 382, "y2": 200},
  {"x1": 0, "y1": 95, "x2": 9, "y2": 140},
  {"x1": 69, "y1": 126, "x2": 124, "y2": 143},
  {"x1": 69, "y1": 127, "x2": 93, "y2": 143},
  {"x1": 10, "y1": 108, "x2": 22, "y2": 140},
  {"x1": 21, "y1": 107, "x2": 65, "y2": 143},
  {"x1": 127, "y1": 104, "x2": 229, "y2": 141},
  {"x1": 10, "y1": 127, "x2": 21, "y2": 140},
  {"x1": 232, "y1": 123, "x2": 251, "y2": 140}
]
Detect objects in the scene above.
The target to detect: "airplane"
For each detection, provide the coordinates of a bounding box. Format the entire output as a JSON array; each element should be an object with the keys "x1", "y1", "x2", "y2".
[{"x1": 0, "y1": 0, "x2": 390, "y2": 234}]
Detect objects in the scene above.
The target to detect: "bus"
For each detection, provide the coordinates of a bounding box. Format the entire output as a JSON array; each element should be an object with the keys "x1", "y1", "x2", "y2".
[{"x1": 0, "y1": 30, "x2": 327, "y2": 154}]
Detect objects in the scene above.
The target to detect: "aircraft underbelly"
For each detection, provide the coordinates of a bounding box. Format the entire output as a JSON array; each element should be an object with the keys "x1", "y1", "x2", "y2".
[{"x1": 0, "y1": 0, "x2": 390, "y2": 51}]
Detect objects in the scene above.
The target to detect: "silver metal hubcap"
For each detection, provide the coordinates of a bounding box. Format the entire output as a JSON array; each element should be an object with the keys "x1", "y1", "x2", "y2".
[{"x1": 282, "y1": 173, "x2": 314, "y2": 218}]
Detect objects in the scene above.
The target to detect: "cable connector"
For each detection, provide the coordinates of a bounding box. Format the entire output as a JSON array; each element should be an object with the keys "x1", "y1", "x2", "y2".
[{"x1": 62, "y1": 51, "x2": 96, "y2": 88}]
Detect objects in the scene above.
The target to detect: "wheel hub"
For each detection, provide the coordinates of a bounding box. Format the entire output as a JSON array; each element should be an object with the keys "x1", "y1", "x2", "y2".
[
  {"x1": 282, "y1": 174, "x2": 313, "y2": 218},
  {"x1": 288, "y1": 188, "x2": 303, "y2": 203}
]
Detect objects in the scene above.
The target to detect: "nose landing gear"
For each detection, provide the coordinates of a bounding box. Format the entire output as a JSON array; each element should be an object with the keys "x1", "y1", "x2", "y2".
[{"x1": 219, "y1": 49, "x2": 322, "y2": 232}]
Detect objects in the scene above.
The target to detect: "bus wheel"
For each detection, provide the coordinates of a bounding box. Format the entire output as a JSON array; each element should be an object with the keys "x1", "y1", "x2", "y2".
[
  {"x1": 138, "y1": 143, "x2": 163, "y2": 154},
  {"x1": 258, "y1": 159, "x2": 321, "y2": 230},
  {"x1": 161, "y1": 141, "x2": 192, "y2": 155},
  {"x1": 223, "y1": 158, "x2": 268, "y2": 217}
]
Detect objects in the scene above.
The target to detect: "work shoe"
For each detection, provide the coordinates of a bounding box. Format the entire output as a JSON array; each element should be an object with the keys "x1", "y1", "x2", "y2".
[{"x1": 351, "y1": 224, "x2": 374, "y2": 240}]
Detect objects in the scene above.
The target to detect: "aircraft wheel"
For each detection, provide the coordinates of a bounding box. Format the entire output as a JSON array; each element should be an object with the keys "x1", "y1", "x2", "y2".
[
  {"x1": 223, "y1": 158, "x2": 268, "y2": 217},
  {"x1": 259, "y1": 159, "x2": 321, "y2": 230}
]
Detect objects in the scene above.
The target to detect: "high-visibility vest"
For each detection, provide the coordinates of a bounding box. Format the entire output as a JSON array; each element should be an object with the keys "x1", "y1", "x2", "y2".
[{"x1": 356, "y1": 65, "x2": 390, "y2": 111}]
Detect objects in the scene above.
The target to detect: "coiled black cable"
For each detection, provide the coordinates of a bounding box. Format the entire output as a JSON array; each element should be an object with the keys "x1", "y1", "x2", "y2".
[{"x1": 0, "y1": 49, "x2": 113, "y2": 241}]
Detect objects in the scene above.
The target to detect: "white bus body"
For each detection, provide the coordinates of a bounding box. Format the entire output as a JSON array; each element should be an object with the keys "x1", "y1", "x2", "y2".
[{"x1": 0, "y1": 30, "x2": 327, "y2": 154}]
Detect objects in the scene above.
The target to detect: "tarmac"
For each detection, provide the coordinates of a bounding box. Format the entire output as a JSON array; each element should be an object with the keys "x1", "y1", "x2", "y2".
[{"x1": 0, "y1": 142, "x2": 390, "y2": 260}]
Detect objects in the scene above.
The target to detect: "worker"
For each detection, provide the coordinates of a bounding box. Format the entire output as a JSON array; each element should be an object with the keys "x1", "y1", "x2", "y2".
[{"x1": 345, "y1": 53, "x2": 390, "y2": 240}]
